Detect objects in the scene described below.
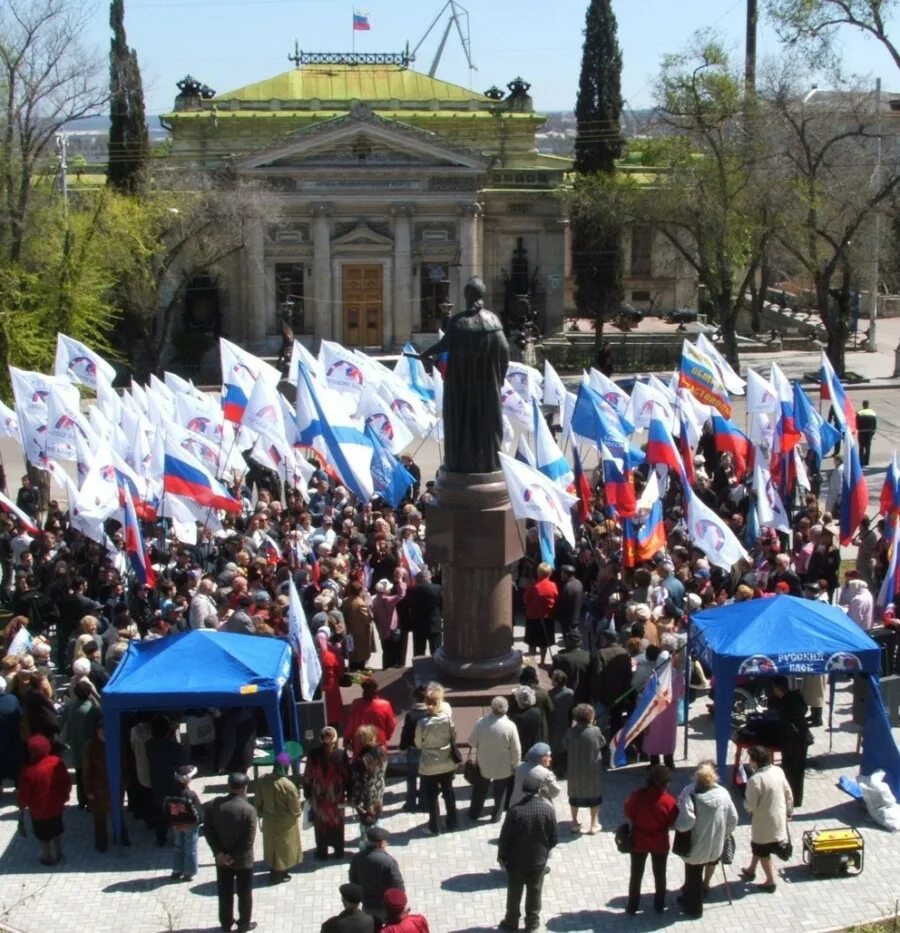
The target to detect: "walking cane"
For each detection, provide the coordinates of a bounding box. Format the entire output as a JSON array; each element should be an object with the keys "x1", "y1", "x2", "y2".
[{"x1": 720, "y1": 862, "x2": 733, "y2": 906}]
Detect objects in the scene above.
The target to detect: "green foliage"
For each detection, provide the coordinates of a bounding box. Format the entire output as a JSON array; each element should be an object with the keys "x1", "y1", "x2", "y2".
[{"x1": 573, "y1": 0, "x2": 625, "y2": 326}]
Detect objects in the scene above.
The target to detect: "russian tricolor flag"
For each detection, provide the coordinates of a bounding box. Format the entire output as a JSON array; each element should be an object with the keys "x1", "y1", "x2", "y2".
[
  {"x1": 123, "y1": 488, "x2": 156, "y2": 587},
  {"x1": 163, "y1": 436, "x2": 242, "y2": 513},
  {"x1": 220, "y1": 338, "x2": 280, "y2": 425},
  {"x1": 600, "y1": 442, "x2": 635, "y2": 518},
  {"x1": 880, "y1": 452, "x2": 900, "y2": 519},
  {"x1": 636, "y1": 499, "x2": 667, "y2": 561},
  {"x1": 646, "y1": 414, "x2": 687, "y2": 484},
  {"x1": 840, "y1": 432, "x2": 869, "y2": 546},
  {"x1": 876, "y1": 515, "x2": 900, "y2": 611},
  {"x1": 711, "y1": 413, "x2": 753, "y2": 481},
  {"x1": 572, "y1": 446, "x2": 593, "y2": 525},
  {"x1": 820, "y1": 350, "x2": 857, "y2": 434},
  {"x1": 353, "y1": 9, "x2": 371, "y2": 30}
]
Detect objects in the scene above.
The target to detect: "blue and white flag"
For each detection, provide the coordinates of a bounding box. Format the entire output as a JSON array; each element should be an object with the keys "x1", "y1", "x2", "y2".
[
  {"x1": 533, "y1": 399, "x2": 572, "y2": 487},
  {"x1": 611, "y1": 658, "x2": 673, "y2": 767},
  {"x1": 296, "y1": 364, "x2": 374, "y2": 502},
  {"x1": 287, "y1": 577, "x2": 321, "y2": 701},
  {"x1": 395, "y1": 342, "x2": 435, "y2": 403}
]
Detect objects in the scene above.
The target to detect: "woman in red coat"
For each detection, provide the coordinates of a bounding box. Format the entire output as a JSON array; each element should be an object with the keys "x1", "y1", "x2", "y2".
[
  {"x1": 315, "y1": 631, "x2": 345, "y2": 729},
  {"x1": 523, "y1": 562, "x2": 558, "y2": 665},
  {"x1": 344, "y1": 677, "x2": 397, "y2": 755},
  {"x1": 624, "y1": 764, "x2": 679, "y2": 915},
  {"x1": 18, "y1": 734, "x2": 72, "y2": 866}
]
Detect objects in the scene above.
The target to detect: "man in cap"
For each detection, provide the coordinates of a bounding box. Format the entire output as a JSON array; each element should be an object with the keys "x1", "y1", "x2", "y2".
[
  {"x1": 205, "y1": 771, "x2": 258, "y2": 932},
  {"x1": 381, "y1": 888, "x2": 430, "y2": 932},
  {"x1": 348, "y1": 826, "x2": 405, "y2": 924},
  {"x1": 320, "y1": 883, "x2": 375, "y2": 933},
  {"x1": 553, "y1": 565, "x2": 584, "y2": 638},
  {"x1": 497, "y1": 773, "x2": 558, "y2": 931}
]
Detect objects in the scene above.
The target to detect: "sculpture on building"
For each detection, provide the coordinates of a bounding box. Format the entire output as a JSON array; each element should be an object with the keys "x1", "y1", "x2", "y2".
[{"x1": 417, "y1": 277, "x2": 508, "y2": 474}]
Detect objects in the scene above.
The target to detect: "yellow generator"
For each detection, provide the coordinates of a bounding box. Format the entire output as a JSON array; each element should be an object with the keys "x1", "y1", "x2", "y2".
[{"x1": 801, "y1": 828, "x2": 864, "y2": 876}]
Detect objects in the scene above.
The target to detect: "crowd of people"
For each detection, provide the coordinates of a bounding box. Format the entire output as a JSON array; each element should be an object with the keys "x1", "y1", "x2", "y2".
[{"x1": 0, "y1": 418, "x2": 897, "y2": 930}]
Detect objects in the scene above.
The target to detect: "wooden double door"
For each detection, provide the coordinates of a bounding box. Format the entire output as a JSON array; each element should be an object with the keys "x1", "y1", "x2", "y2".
[{"x1": 342, "y1": 263, "x2": 383, "y2": 347}]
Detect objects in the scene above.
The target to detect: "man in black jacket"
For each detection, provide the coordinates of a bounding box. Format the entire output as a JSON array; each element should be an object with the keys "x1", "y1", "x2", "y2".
[
  {"x1": 404, "y1": 569, "x2": 443, "y2": 657},
  {"x1": 348, "y1": 826, "x2": 404, "y2": 924},
  {"x1": 498, "y1": 774, "x2": 558, "y2": 931},
  {"x1": 552, "y1": 630, "x2": 591, "y2": 702},
  {"x1": 205, "y1": 771, "x2": 258, "y2": 933},
  {"x1": 320, "y1": 882, "x2": 375, "y2": 933},
  {"x1": 553, "y1": 565, "x2": 584, "y2": 637}
]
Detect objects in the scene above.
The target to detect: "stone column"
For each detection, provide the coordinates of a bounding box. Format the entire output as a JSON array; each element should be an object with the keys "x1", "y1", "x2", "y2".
[
  {"x1": 426, "y1": 469, "x2": 523, "y2": 680},
  {"x1": 391, "y1": 203, "x2": 413, "y2": 349},
  {"x1": 458, "y1": 202, "x2": 481, "y2": 287},
  {"x1": 311, "y1": 203, "x2": 333, "y2": 342},
  {"x1": 245, "y1": 217, "x2": 266, "y2": 347}
]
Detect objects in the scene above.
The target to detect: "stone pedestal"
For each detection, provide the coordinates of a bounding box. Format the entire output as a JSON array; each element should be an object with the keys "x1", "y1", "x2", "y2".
[{"x1": 425, "y1": 469, "x2": 524, "y2": 680}]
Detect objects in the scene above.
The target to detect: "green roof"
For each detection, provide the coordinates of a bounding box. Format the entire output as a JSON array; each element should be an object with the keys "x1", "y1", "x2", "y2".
[
  {"x1": 215, "y1": 64, "x2": 491, "y2": 105},
  {"x1": 166, "y1": 109, "x2": 539, "y2": 122}
]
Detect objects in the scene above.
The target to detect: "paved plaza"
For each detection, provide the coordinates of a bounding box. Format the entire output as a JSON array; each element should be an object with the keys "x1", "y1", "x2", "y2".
[{"x1": 2, "y1": 333, "x2": 900, "y2": 933}]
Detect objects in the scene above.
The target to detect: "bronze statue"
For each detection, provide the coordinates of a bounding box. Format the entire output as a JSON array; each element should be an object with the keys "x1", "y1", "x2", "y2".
[{"x1": 418, "y1": 276, "x2": 509, "y2": 474}]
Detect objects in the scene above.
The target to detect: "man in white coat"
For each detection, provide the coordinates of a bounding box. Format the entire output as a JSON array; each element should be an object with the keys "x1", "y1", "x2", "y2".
[{"x1": 468, "y1": 696, "x2": 522, "y2": 822}]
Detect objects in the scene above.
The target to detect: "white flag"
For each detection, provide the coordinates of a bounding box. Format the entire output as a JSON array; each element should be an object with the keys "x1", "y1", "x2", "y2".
[
  {"x1": 54, "y1": 334, "x2": 116, "y2": 389},
  {"x1": 686, "y1": 488, "x2": 749, "y2": 569},
  {"x1": 288, "y1": 577, "x2": 321, "y2": 701},
  {"x1": 501, "y1": 380, "x2": 531, "y2": 428},
  {"x1": 499, "y1": 451, "x2": 578, "y2": 547},
  {"x1": 746, "y1": 368, "x2": 778, "y2": 415},
  {"x1": 752, "y1": 462, "x2": 790, "y2": 533},
  {"x1": 696, "y1": 331, "x2": 745, "y2": 395},
  {"x1": 543, "y1": 359, "x2": 567, "y2": 412},
  {"x1": 507, "y1": 362, "x2": 543, "y2": 403}
]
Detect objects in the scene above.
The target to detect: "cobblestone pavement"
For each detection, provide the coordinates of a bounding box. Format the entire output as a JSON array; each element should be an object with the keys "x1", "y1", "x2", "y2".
[{"x1": 1, "y1": 671, "x2": 899, "y2": 933}]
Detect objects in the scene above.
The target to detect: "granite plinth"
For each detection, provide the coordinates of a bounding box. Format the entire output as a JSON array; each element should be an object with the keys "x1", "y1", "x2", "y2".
[{"x1": 425, "y1": 469, "x2": 524, "y2": 681}]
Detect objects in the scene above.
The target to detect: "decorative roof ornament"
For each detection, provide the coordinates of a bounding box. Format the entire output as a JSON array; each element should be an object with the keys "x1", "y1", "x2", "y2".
[
  {"x1": 176, "y1": 75, "x2": 216, "y2": 99},
  {"x1": 484, "y1": 86, "x2": 505, "y2": 101},
  {"x1": 287, "y1": 40, "x2": 413, "y2": 68}
]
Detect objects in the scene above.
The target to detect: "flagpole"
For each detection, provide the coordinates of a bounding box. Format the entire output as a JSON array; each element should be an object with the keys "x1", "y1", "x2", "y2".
[
  {"x1": 352, "y1": 9, "x2": 356, "y2": 53},
  {"x1": 683, "y1": 611, "x2": 692, "y2": 761}
]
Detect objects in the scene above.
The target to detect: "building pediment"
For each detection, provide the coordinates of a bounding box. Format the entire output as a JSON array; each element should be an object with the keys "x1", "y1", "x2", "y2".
[
  {"x1": 331, "y1": 222, "x2": 394, "y2": 247},
  {"x1": 236, "y1": 104, "x2": 489, "y2": 174}
]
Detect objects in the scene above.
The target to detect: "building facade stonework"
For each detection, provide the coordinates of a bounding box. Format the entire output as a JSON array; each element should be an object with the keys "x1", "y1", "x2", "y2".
[{"x1": 163, "y1": 61, "x2": 572, "y2": 353}]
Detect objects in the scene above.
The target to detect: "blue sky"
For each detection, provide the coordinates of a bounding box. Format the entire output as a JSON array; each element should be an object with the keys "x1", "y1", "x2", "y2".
[{"x1": 82, "y1": 0, "x2": 899, "y2": 115}]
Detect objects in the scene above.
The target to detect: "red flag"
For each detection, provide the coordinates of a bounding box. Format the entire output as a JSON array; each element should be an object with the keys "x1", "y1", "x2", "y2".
[{"x1": 572, "y1": 446, "x2": 592, "y2": 524}]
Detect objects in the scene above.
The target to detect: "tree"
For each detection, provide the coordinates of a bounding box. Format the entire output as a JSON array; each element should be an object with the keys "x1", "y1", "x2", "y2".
[
  {"x1": 571, "y1": 0, "x2": 625, "y2": 345},
  {"x1": 0, "y1": 0, "x2": 107, "y2": 262},
  {"x1": 766, "y1": 73, "x2": 900, "y2": 374},
  {"x1": 632, "y1": 39, "x2": 776, "y2": 367},
  {"x1": 107, "y1": 0, "x2": 149, "y2": 194},
  {"x1": 768, "y1": 0, "x2": 900, "y2": 71}
]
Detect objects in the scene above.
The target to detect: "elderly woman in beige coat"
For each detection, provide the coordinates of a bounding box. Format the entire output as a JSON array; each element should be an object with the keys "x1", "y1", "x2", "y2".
[
  {"x1": 254, "y1": 753, "x2": 302, "y2": 883},
  {"x1": 740, "y1": 745, "x2": 793, "y2": 892}
]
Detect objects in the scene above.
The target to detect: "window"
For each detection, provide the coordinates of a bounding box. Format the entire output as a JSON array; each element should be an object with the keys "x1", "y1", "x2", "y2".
[
  {"x1": 274, "y1": 263, "x2": 307, "y2": 334},
  {"x1": 631, "y1": 290, "x2": 651, "y2": 303},
  {"x1": 419, "y1": 263, "x2": 450, "y2": 332},
  {"x1": 630, "y1": 225, "x2": 653, "y2": 277}
]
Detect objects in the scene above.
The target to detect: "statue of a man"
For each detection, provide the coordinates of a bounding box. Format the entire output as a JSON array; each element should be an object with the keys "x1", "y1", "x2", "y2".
[{"x1": 419, "y1": 276, "x2": 509, "y2": 474}]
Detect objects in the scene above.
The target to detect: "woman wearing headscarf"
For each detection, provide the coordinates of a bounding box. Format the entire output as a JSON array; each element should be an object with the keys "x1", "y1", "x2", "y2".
[
  {"x1": 509, "y1": 742, "x2": 560, "y2": 806},
  {"x1": 254, "y1": 752, "x2": 303, "y2": 883},
  {"x1": 303, "y1": 726, "x2": 350, "y2": 860},
  {"x1": 17, "y1": 734, "x2": 72, "y2": 866}
]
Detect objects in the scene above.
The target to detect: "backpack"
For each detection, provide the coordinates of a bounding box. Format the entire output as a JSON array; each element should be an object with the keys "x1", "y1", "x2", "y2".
[{"x1": 163, "y1": 790, "x2": 201, "y2": 827}]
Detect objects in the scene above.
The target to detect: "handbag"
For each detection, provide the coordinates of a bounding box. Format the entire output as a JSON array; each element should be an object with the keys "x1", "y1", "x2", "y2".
[
  {"x1": 463, "y1": 754, "x2": 481, "y2": 785},
  {"x1": 774, "y1": 831, "x2": 793, "y2": 862},
  {"x1": 614, "y1": 822, "x2": 632, "y2": 854},
  {"x1": 449, "y1": 738, "x2": 463, "y2": 765},
  {"x1": 721, "y1": 833, "x2": 736, "y2": 865}
]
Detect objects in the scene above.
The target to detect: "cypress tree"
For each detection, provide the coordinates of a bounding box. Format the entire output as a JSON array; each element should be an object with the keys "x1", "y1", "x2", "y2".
[
  {"x1": 108, "y1": 0, "x2": 149, "y2": 193},
  {"x1": 572, "y1": 0, "x2": 625, "y2": 339}
]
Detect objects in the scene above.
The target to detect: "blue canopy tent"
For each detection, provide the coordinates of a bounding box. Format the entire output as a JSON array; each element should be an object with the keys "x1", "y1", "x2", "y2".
[
  {"x1": 691, "y1": 595, "x2": 900, "y2": 798},
  {"x1": 102, "y1": 630, "x2": 298, "y2": 841}
]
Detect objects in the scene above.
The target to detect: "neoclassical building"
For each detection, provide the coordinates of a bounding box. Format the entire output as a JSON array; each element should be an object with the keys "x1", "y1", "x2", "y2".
[{"x1": 163, "y1": 52, "x2": 572, "y2": 353}]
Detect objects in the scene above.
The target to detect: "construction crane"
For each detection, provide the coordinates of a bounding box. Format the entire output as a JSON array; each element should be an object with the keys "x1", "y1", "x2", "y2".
[{"x1": 410, "y1": 1, "x2": 476, "y2": 80}]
